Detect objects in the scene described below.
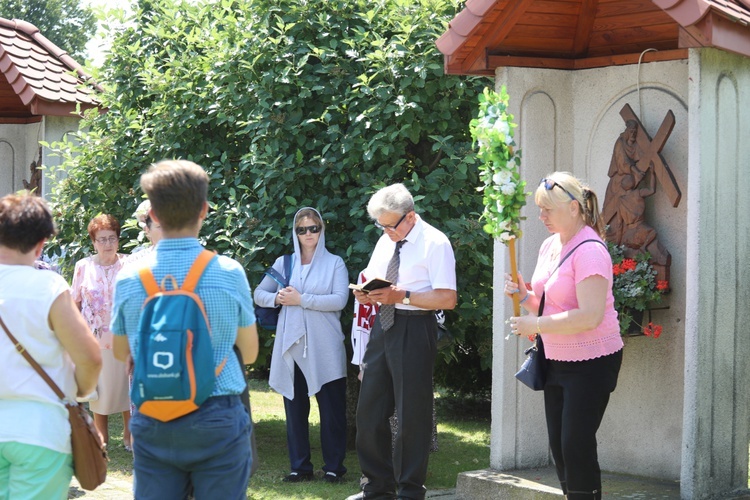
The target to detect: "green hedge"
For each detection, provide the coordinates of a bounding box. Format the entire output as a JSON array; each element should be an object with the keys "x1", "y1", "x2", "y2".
[{"x1": 48, "y1": 0, "x2": 493, "y2": 394}]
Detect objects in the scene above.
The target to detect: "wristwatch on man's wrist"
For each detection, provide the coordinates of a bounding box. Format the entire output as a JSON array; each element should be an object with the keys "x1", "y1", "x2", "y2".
[{"x1": 402, "y1": 291, "x2": 411, "y2": 305}]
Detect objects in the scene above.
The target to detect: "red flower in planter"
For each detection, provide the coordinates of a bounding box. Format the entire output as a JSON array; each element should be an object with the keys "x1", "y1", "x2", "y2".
[
  {"x1": 608, "y1": 244, "x2": 668, "y2": 337},
  {"x1": 621, "y1": 259, "x2": 637, "y2": 272},
  {"x1": 642, "y1": 322, "x2": 663, "y2": 338}
]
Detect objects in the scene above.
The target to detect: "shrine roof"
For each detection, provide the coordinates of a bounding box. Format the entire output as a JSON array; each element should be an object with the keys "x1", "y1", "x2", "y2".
[
  {"x1": 436, "y1": 0, "x2": 750, "y2": 75},
  {"x1": 0, "y1": 17, "x2": 102, "y2": 122}
]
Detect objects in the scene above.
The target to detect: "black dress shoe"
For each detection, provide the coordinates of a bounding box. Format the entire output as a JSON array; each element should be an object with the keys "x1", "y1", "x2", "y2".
[
  {"x1": 323, "y1": 471, "x2": 346, "y2": 483},
  {"x1": 345, "y1": 492, "x2": 397, "y2": 500},
  {"x1": 282, "y1": 471, "x2": 315, "y2": 482}
]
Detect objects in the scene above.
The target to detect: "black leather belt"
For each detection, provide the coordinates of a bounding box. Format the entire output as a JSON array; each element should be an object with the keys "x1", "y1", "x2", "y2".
[{"x1": 395, "y1": 309, "x2": 434, "y2": 316}]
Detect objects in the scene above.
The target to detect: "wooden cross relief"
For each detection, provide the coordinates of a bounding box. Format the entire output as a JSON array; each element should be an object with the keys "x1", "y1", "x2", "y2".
[
  {"x1": 620, "y1": 104, "x2": 681, "y2": 207},
  {"x1": 601, "y1": 104, "x2": 681, "y2": 285}
]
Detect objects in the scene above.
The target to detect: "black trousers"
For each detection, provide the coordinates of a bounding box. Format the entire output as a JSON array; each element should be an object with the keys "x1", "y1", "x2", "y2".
[
  {"x1": 543, "y1": 349, "x2": 623, "y2": 500},
  {"x1": 356, "y1": 311, "x2": 437, "y2": 500},
  {"x1": 283, "y1": 363, "x2": 347, "y2": 475}
]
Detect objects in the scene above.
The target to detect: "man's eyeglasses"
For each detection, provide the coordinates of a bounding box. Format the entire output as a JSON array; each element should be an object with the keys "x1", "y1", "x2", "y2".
[
  {"x1": 295, "y1": 225, "x2": 321, "y2": 236},
  {"x1": 374, "y1": 213, "x2": 407, "y2": 231},
  {"x1": 95, "y1": 236, "x2": 118, "y2": 245},
  {"x1": 540, "y1": 178, "x2": 576, "y2": 201}
]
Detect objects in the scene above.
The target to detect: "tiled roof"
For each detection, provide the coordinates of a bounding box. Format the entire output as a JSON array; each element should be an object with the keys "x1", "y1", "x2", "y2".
[
  {"x1": 0, "y1": 17, "x2": 102, "y2": 119},
  {"x1": 437, "y1": 0, "x2": 750, "y2": 75},
  {"x1": 655, "y1": 0, "x2": 750, "y2": 52}
]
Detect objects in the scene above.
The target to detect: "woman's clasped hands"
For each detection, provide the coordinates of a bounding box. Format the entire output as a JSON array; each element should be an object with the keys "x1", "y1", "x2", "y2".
[{"x1": 276, "y1": 286, "x2": 301, "y2": 306}]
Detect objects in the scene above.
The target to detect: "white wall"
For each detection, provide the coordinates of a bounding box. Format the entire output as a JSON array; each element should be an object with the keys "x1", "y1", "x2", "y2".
[
  {"x1": 491, "y1": 58, "x2": 690, "y2": 480},
  {"x1": 0, "y1": 116, "x2": 80, "y2": 198},
  {"x1": 0, "y1": 120, "x2": 45, "y2": 195},
  {"x1": 42, "y1": 115, "x2": 80, "y2": 199}
]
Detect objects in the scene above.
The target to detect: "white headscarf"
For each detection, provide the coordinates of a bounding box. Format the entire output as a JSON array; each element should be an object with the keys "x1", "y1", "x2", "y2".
[{"x1": 278, "y1": 207, "x2": 330, "y2": 354}]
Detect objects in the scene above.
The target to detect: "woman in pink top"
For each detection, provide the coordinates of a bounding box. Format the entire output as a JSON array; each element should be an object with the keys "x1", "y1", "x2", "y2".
[{"x1": 506, "y1": 172, "x2": 623, "y2": 500}]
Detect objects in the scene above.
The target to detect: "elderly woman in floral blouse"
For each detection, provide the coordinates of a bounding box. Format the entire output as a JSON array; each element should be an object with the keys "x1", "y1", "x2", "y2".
[{"x1": 72, "y1": 214, "x2": 131, "y2": 450}]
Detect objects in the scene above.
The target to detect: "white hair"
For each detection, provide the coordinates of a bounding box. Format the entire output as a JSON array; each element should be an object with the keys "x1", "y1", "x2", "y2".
[{"x1": 367, "y1": 183, "x2": 414, "y2": 219}]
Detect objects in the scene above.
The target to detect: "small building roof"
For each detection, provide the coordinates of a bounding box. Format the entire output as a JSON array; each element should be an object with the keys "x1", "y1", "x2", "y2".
[
  {"x1": 437, "y1": 0, "x2": 750, "y2": 75},
  {"x1": 0, "y1": 17, "x2": 102, "y2": 122}
]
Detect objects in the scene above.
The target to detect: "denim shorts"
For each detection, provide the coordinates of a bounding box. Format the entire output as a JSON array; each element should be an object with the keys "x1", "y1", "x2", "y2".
[{"x1": 131, "y1": 395, "x2": 252, "y2": 499}]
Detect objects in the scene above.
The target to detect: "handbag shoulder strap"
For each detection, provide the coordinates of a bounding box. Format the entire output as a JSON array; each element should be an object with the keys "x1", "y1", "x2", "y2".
[
  {"x1": 283, "y1": 254, "x2": 292, "y2": 287},
  {"x1": 264, "y1": 254, "x2": 293, "y2": 288},
  {"x1": 0, "y1": 314, "x2": 66, "y2": 400},
  {"x1": 539, "y1": 238, "x2": 607, "y2": 317},
  {"x1": 555, "y1": 238, "x2": 606, "y2": 274}
]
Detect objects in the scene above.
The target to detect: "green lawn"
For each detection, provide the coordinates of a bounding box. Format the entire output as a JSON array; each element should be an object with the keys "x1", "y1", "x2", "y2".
[{"x1": 102, "y1": 378, "x2": 491, "y2": 499}]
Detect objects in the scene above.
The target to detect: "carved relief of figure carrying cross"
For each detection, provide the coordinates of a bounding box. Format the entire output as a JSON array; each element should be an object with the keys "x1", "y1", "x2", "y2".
[{"x1": 601, "y1": 104, "x2": 681, "y2": 284}]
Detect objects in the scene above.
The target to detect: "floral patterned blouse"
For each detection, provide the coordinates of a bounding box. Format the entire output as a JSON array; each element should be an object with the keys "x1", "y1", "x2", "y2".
[{"x1": 71, "y1": 255, "x2": 124, "y2": 350}]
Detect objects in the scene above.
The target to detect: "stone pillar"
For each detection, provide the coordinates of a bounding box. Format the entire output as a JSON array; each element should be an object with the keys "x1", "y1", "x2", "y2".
[{"x1": 681, "y1": 48, "x2": 750, "y2": 499}]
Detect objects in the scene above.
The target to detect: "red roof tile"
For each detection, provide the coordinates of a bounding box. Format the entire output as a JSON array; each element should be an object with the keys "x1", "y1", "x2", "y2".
[{"x1": 0, "y1": 17, "x2": 102, "y2": 118}]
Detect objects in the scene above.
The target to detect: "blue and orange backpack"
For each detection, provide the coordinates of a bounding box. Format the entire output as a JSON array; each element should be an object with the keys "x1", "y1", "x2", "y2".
[{"x1": 131, "y1": 250, "x2": 225, "y2": 422}]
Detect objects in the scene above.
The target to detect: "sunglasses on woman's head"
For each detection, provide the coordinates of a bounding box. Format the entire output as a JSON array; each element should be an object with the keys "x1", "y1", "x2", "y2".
[
  {"x1": 540, "y1": 178, "x2": 576, "y2": 201},
  {"x1": 295, "y1": 225, "x2": 321, "y2": 235}
]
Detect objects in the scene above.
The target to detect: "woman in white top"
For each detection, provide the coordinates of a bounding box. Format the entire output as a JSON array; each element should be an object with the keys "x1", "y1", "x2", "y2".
[{"x1": 0, "y1": 193, "x2": 101, "y2": 499}]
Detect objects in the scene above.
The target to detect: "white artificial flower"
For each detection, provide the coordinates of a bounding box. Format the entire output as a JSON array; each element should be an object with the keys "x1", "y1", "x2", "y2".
[
  {"x1": 499, "y1": 231, "x2": 513, "y2": 242},
  {"x1": 506, "y1": 158, "x2": 516, "y2": 170},
  {"x1": 499, "y1": 220, "x2": 513, "y2": 232},
  {"x1": 493, "y1": 119, "x2": 510, "y2": 135},
  {"x1": 505, "y1": 133, "x2": 514, "y2": 146},
  {"x1": 493, "y1": 170, "x2": 512, "y2": 185},
  {"x1": 500, "y1": 182, "x2": 516, "y2": 196}
]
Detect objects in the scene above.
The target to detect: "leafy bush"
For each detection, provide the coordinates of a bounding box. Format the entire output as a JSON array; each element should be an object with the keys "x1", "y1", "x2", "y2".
[{"x1": 47, "y1": 0, "x2": 493, "y2": 395}]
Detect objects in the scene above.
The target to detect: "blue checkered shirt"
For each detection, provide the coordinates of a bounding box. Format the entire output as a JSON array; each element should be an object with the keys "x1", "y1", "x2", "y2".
[{"x1": 111, "y1": 238, "x2": 256, "y2": 395}]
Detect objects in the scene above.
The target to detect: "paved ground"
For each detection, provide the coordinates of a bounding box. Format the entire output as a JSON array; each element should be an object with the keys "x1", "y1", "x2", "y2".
[
  {"x1": 71, "y1": 468, "x2": 750, "y2": 499},
  {"x1": 68, "y1": 475, "x2": 133, "y2": 499}
]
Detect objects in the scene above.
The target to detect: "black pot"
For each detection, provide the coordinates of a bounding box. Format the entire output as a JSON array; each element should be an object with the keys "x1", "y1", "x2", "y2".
[{"x1": 624, "y1": 308, "x2": 645, "y2": 336}]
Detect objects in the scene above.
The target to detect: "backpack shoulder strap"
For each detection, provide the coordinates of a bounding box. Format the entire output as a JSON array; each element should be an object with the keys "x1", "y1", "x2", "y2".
[
  {"x1": 139, "y1": 267, "x2": 160, "y2": 297},
  {"x1": 182, "y1": 250, "x2": 217, "y2": 293}
]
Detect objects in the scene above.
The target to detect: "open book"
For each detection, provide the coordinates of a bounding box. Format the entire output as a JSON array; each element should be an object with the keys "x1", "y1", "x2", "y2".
[{"x1": 348, "y1": 277, "x2": 392, "y2": 293}]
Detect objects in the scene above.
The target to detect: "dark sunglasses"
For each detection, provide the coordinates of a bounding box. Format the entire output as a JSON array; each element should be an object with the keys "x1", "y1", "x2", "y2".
[
  {"x1": 374, "y1": 213, "x2": 407, "y2": 231},
  {"x1": 295, "y1": 225, "x2": 321, "y2": 236},
  {"x1": 540, "y1": 178, "x2": 576, "y2": 201}
]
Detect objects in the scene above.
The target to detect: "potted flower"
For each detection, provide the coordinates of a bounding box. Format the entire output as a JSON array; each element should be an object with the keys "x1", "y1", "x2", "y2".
[{"x1": 608, "y1": 243, "x2": 669, "y2": 337}]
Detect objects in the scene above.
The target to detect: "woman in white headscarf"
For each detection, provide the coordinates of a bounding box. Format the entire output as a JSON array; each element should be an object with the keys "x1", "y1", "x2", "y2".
[
  {"x1": 254, "y1": 207, "x2": 349, "y2": 484},
  {"x1": 122, "y1": 200, "x2": 163, "y2": 266}
]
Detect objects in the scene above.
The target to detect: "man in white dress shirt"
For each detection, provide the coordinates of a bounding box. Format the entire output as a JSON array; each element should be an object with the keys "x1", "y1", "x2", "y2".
[{"x1": 350, "y1": 183, "x2": 457, "y2": 500}]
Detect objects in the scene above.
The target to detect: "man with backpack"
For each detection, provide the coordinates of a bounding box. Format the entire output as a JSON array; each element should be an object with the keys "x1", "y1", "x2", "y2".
[{"x1": 111, "y1": 160, "x2": 258, "y2": 499}]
